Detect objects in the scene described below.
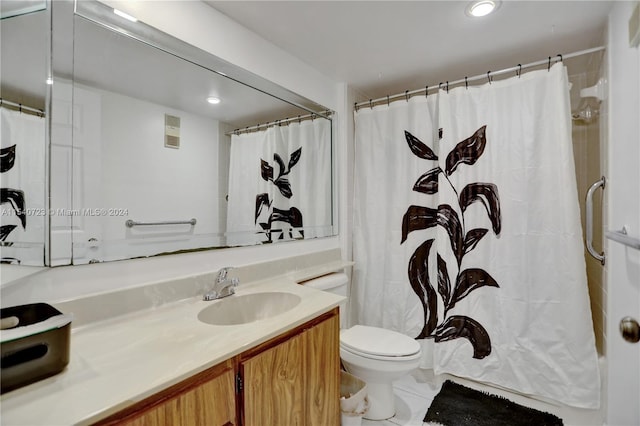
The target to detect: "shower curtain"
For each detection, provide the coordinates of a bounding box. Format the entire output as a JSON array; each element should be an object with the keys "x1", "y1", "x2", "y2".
[
  {"x1": 227, "y1": 118, "x2": 331, "y2": 246},
  {"x1": 353, "y1": 63, "x2": 600, "y2": 408},
  {"x1": 0, "y1": 108, "x2": 46, "y2": 266}
]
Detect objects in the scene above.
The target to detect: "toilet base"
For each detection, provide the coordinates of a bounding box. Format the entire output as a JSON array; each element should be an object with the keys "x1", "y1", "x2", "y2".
[{"x1": 362, "y1": 382, "x2": 396, "y2": 420}]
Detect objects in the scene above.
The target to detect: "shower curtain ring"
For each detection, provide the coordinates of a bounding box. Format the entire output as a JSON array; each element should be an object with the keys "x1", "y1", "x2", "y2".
[
  {"x1": 387, "y1": 95, "x2": 390, "y2": 106},
  {"x1": 548, "y1": 56, "x2": 551, "y2": 71},
  {"x1": 405, "y1": 90, "x2": 409, "y2": 102},
  {"x1": 557, "y1": 54, "x2": 563, "y2": 63},
  {"x1": 465, "y1": 77, "x2": 468, "y2": 89},
  {"x1": 439, "y1": 82, "x2": 443, "y2": 91},
  {"x1": 517, "y1": 64, "x2": 522, "y2": 78},
  {"x1": 446, "y1": 81, "x2": 449, "y2": 93},
  {"x1": 487, "y1": 71, "x2": 492, "y2": 84},
  {"x1": 369, "y1": 99, "x2": 373, "y2": 109},
  {"x1": 425, "y1": 86, "x2": 428, "y2": 98},
  {"x1": 354, "y1": 102, "x2": 358, "y2": 112}
]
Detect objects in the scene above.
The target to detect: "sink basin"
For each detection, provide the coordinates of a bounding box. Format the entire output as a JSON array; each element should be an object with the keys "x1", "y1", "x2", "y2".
[{"x1": 197, "y1": 292, "x2": 302, "y2": 326}]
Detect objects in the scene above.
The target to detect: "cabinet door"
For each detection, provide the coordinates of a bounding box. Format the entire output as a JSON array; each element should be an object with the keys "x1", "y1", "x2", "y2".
[
  {"x1": 305, "y1": 313, "x2": 340, "y2": 426},
  {"x1": 240, "y1": 311, "x2": 340, "y2": 426},
  {"x1": 99, "y1": 361, "x2": 236, "y2": 426},
  {"x1": 241, "y1": 333, "x2": 305, "y2": 426}
]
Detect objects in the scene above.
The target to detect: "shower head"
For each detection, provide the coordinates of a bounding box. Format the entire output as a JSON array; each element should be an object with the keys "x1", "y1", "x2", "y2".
[
  {"x1": 572, "y1": 100, "x2": 599, "y2": 123},
  {"x1": 570, "y1": 77, "x2": 604, "y2": 124}
]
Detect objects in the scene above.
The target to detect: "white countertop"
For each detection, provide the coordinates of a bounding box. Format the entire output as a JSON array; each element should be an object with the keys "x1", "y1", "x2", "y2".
[{"x1": 0, "y1": 276, "x2": 345, "y2": 425}]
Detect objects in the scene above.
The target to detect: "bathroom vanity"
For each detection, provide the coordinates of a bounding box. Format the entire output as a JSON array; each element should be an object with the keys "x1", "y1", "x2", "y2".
[
  {"x1": 0, "y1": 273, "x2": 345, "y2": 425},
  {"x1": 97, "y1": 310, "x2": 339, "y2": 426}
]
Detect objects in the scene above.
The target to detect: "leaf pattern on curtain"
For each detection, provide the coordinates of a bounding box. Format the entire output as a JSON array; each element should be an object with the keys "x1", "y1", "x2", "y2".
[
  {"x1": 0, "y1": 145, "x2": 17, "y2": 173},
  {"x1": 1, "y1": 143, "x2": 24, "y2": 264},
  {"x1": 401, "y1": 126, "x2": 501, "y2": 359},
  {"x1": 256, "y1": 148, "x2": 304, "y2": 242}
]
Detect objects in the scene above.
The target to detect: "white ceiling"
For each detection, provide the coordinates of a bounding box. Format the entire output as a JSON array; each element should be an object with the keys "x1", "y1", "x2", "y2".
[
  {"x1": 72, "y1": 17, "x2": 303, "y2": 128},
  {"x1": 206, "y1": 1, "x2": 612, "y2": 100}
]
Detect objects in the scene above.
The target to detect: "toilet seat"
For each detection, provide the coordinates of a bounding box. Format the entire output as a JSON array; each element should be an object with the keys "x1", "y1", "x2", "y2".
[{"x1": 340, "y1": 325, "x2": 421, "y2": 361}]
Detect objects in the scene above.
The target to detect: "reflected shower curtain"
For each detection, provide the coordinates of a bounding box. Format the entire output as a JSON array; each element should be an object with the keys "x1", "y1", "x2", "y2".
[
  {"x1": 0, "y1": 108, "x2": 46, "y2": 265},
  {"x1": 353, "y1": 63, "x2": 600, "y2": 408},
  {"x1": 227, "y1": 119, "x2": 331, "y2": 246}
]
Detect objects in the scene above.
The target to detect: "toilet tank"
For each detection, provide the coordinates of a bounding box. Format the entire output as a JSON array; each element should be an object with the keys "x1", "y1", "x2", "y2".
[{"x1": 301, "y1": 273, "x2": 349, "y2": 328}]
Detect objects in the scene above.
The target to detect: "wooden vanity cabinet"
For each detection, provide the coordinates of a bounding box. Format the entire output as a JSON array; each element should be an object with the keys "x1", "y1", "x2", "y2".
[
  {"x1": 239, "y1": 308, "x2": 340, "y2": 426},
  {"x1": 96, "y1": 359, "x2": 236, "y2": 426},
  {"x1": 95, "y1": 308, "x2": 339, "y2": 426}
]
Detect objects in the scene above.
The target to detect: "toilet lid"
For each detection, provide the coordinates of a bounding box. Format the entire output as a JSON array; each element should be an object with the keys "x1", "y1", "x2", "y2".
[{"x1": 340, "y1": 325, "x2": 421, "y2": 357}]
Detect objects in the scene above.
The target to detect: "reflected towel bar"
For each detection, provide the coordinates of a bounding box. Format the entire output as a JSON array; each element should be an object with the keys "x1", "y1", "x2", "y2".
[
  {"x1": 125, "y1": 218, "x2": 197, "y2": 228},
  {"x1": 606, "y1": 227, "x2": 640, "y2": 250}
]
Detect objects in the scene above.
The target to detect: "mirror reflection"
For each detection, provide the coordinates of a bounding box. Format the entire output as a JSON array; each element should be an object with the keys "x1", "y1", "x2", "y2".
[
  {"x1": 0, "y1": 3, "x2": 48, "y2": 266},
  {"x1": 67, "y1": 4, "x2": 333, "y2": 264}
]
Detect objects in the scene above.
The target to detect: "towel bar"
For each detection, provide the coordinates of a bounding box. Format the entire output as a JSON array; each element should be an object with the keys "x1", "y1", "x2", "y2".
[
  {"x1": 606, "y1": 227, "x2": 640, "y2": 250},
  {"x1": 125, "y1": 218, "x2": 197, "y2": 228}
]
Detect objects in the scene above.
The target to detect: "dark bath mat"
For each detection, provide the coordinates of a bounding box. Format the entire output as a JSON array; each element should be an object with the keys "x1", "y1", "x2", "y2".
[{"x1": 424, "y1": 380, "x2": 564, "y2": 426}]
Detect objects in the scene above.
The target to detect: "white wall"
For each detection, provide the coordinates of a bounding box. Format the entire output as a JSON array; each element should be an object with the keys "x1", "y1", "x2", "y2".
[
  {"x1": 1, "y1": 1, "x2": 345, "y2": 301},
  {"x1": 90, "y1": 86, "x2": 223, "y2": 262},
  {"x1": 605, "y1": 2, "x2": 640, "y2": 425}
]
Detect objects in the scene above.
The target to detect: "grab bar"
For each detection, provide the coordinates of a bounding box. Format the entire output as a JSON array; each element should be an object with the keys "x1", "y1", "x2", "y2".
[
  {"x1": 125, "y1": 218, "x2": 197, "y2": 228},
  {"x1": 586, "y1": 176, "x2": 606, "y2": 265},
  {"x1": 606, "y1": 226, "x2": 640, "y2": 250}
]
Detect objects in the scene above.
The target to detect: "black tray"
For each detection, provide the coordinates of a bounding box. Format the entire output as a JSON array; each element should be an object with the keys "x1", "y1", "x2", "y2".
[{"x1": 1, "y1": 303, "x2": 71, "y2": 394}]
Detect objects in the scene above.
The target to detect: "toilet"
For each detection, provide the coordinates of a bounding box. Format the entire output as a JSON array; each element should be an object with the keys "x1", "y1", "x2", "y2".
[{"x1": 303, "y1": 273, "x2": 422, "y2": 420}]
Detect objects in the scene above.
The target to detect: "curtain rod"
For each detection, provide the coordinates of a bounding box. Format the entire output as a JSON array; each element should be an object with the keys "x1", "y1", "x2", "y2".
[
  {"x1": 0, "y1": 98, "x2": 46, "y2": 117},
  {"x1": 225, "y1": 110, "x2": 333, "y2": 136},
  {"x1": 354, "y1": 45, "x2": 605, "y2": 111}
]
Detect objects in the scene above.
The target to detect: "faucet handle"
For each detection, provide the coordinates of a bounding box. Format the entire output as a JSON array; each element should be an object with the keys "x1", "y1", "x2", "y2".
[{"x1": 217, "y1": 266, "x2": 234, "y2": 282}]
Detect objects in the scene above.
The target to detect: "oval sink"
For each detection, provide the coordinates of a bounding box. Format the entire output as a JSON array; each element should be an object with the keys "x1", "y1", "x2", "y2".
[{"x1": 197, "y1": 292, "x2": 302, "y2": 326}]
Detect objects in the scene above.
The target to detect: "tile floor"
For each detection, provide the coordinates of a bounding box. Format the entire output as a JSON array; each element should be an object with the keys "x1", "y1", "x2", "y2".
[{"x1": 360, "y1": 368, "x2": 605, "y2": 426}]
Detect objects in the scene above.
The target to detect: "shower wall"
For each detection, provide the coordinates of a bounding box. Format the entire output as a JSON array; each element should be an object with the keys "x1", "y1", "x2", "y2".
[{"x1": 569, "y1": 58, "x2": 606, "y2": 355}]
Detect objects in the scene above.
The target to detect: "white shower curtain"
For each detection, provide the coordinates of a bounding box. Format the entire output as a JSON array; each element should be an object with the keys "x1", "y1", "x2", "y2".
[
  {"x1": 353, "y1": 96, "x2": 439, "y2": 338},
  {"x1": 227, "y1": 129, "x2": 269, "y2": 246},
  {"x1": 227, "y1": 118, "x2": 331, "y2": 246},
  {"x1": 0, "y1": 108, "x2": 46, "y2": 266},
  {"x1": 353, "y1": 63, "x2": 600, "y2": 408}
]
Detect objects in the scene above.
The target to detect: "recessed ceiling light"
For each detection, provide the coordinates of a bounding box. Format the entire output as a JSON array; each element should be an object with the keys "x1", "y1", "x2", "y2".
[
  {"x1": 466, "y1": 1, "x2": 499, "y2": 17},
  {"x1": 113, "y1": 9, "x2": 138, "y2": 23},
  {"x1": 207, "y1": 97, "x2": 221, "y2": 105}
]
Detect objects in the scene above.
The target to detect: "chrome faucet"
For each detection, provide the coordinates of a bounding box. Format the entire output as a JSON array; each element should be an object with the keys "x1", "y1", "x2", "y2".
[{"x1": 203, "y1": 267, "x2": 239, "y2": 301}]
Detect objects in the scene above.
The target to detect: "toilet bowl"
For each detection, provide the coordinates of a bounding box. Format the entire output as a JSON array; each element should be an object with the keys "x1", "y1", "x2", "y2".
[
  {"x1": 340, "y1": 325, "x2": 421, "y2": 420},
  {"x1": 302, "y1": 273, "x2": 422, "y2": 421}
]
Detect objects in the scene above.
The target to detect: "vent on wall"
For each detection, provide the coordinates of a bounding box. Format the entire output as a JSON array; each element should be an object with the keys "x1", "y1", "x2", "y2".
[{"x1": 165, "y1": 114, "x2": 180, "y2": 149}]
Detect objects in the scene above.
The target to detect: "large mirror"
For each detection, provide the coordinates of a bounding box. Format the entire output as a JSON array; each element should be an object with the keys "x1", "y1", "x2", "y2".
[
  {"x1": 0, "y1": 1, "x2": 49, "y2": 267},
  {"x1": 2, "y1": 0, "x2": 335, "y2": 267}
]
